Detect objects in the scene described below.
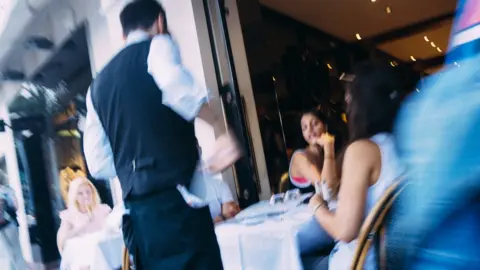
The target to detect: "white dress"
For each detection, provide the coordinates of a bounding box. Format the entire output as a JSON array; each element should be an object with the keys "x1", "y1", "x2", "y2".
[
  {"x1": 329, "y1": 133, "x2": 405, "y2": 270},
  {"x1": 60, "y1": 204, "x2": 111, "y2": 270}
]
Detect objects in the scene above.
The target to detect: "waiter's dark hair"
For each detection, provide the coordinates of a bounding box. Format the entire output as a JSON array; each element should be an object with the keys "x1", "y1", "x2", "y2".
[{"x1": 120, "y1": 0, "x2": 168, "y2": 36}]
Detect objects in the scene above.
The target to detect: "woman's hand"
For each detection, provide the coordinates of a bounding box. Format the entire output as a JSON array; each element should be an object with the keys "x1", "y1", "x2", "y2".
[
  {"x1": 317, "y1": 133, "x2": 335, "y2": 156},
  {"x1": 308, "y1": 194, "x2": 327, "y2": 212},
  {"x1": 213, "y1": 216, "x2": 224, "y2": 224}
]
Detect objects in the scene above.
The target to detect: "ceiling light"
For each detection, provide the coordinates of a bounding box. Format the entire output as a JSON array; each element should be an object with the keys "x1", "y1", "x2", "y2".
[
  {"x1": 371, "y1": 0, "x2": 376, "y2": 2},
  {"x1": 327, "y1": 63, "x2": 333, "y2": 69},
  {"x1": 386, "y1": 6, "x2": 392, "y2": 14},
  {"x1": 437, "y1": 47, "x2": 442, "y2": 52},
  {"x1": 410, "y1": 56, "x2": 416, "y2": 61},
  {"x1": 430, "y1": 42, "x2": 436, "y2": 47},
  {"x1": 356, "y1": 33, "x2": 362, "y2": 40},
  {"x1": 424, "y1": 36, "x2": 429, "y2": 42}
]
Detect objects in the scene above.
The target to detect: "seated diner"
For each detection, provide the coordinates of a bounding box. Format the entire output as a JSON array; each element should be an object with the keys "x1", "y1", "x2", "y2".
[
  {"x1": 57, "y1": 177, "x2": 111, "y2": 254},
  {"x1": 303, "y1": 62, "x2": 406, "y2": 269}
]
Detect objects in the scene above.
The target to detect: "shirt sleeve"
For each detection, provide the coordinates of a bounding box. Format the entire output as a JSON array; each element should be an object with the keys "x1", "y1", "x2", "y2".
[
  {"x1": 147, "y1": 34, "x2": 208, "y2": 121},
  {"x1": 83, "y1": 90, "x2": 117, "y2": 180},
  {"x1": 218, "y1": 179, "x2": 234, "y2": 203}
]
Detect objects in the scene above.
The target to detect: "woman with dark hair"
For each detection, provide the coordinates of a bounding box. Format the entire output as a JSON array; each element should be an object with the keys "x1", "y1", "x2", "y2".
[
  {"x1": 289, "y1": 109, "x2": 340, "y2": 198},
  {"x1": 304, "y1": 62, "x2": 406, "y2": 270},
  {"x1": 290, "y1": 109, "x2": 340, "y2": 256}
]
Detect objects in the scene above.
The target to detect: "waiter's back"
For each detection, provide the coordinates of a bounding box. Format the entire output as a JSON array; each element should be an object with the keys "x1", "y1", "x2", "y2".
[
  {"x1": 90, "y1": 39, "x2": 198, "y2": 199},
  {"x1": 83, "y1": 2, "x2": 228, "y2": 269}
]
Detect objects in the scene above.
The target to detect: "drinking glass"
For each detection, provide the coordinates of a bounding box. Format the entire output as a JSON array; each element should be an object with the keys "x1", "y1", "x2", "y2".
[
  {"x1": 284, "y1": 189, "x2": 301, "y2": 202},
  {"x1": 269, "y1": 193, "x2": 285, "y2": 205}
]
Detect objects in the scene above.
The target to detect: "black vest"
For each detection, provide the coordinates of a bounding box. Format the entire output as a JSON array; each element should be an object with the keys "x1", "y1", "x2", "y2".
[{"x1": 90, "y1": 40, "x2": 199, "y2": 199}]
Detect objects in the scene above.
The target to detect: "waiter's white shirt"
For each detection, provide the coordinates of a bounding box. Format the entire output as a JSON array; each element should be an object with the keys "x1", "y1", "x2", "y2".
[
  {"x1": 83, "y1": 31, "x2": 207, "y2": 179},
  {"x1": 189, "y1": 171, "x2": 234, "y2": 219}
]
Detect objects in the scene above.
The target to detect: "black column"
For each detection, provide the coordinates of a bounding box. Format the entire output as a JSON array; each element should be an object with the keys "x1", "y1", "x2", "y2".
[{"x1": 13, "y1": 116, "x2": 60, "y2": 263}]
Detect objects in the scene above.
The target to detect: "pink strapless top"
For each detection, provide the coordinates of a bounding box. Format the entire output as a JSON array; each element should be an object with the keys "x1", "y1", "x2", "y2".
[{"x1": 290, "y1": 176, "x2": 311, "y2": 188}]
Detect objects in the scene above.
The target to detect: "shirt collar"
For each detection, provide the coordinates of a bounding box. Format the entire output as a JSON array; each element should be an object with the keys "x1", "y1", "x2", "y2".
[{"x1": 126, "y1": 30, "x2": 150, "y2": 46}]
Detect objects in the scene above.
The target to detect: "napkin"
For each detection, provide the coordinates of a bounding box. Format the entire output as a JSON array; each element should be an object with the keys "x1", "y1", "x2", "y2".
[{"x1": 177, "y1": 185, "x2": 209, "y2": 208}]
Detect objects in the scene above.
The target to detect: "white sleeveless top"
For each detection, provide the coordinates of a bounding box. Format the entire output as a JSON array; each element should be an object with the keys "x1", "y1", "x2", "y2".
[{"x1": 329, "y1": 133, "x2": 405, "y2": 270}]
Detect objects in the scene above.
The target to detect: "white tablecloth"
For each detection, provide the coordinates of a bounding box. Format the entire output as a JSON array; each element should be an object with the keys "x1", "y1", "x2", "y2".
[
  {"x1": 60, "y1": 230, "x2": 124, "y2": 270},
  {"x1": 215, "y1": 204, "x2": 312, "y2": 270}
]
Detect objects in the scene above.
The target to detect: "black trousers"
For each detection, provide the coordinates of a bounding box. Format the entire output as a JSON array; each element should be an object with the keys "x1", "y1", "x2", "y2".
[{"x1": 123, "y1": 189, "x2": 223, "y2": 270}]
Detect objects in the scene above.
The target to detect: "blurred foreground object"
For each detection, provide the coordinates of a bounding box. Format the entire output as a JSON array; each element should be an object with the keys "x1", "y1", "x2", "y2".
[{"x1": 388, "y1": 1, "x2": 480, "y2": 268}]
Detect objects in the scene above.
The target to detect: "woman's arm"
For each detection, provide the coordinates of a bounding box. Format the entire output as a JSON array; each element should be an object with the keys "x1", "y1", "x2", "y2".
[
  {"x1": 318, "y1": 134, "x2": 339, "y2": 198},
  {"x1": 57, "y1": 221, "x2": 77, "y2": 252},
  {"x1": 291, "y1": 153, "x2": 322, "y2": 185},
  {"x1": 57, "y1": 214, "x2": 90, "y2": 252},
  {"x1": 310, "y1": 140, "x2": 380, "y2": 242}
]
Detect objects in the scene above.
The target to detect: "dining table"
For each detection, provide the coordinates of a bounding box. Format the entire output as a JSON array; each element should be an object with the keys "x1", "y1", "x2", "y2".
[
  {"x1": 60, "y1": 229, "x2": 124, "y2": 270},
  {"x1": 215, "y1": 193, "x2": 313, "y2": 270}
]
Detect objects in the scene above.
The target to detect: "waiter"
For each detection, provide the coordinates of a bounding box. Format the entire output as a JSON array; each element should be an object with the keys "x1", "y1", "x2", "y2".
[{"x1": 83, "y1": 1, "x2": 241, "y2": 269}]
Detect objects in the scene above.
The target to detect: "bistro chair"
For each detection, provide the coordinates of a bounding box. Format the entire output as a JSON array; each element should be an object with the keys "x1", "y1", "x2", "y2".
[
  {"x1": 279, "y1": 172, "x2": 290, "y2": 193},
  {"x1": 122, "y1": 247, "x2": 131, "y2": 270},
  {"x1": 351, "y1": 177, "x2": 408, "y2": 270}
]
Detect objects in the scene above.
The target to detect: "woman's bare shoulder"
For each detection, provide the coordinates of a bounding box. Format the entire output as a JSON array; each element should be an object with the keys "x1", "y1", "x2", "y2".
[
  {"x1": 344, "y1": 139, "x2": 381, "y2": 166},
  {"x1": 290, "y1": 150, "x2": 311, "y2": 171},
  {"x1": 346, "y1": 139, "x2": 378, "y2": 153},
  {"x1": 291, "y1": 150, "x2": 309, "y2": 164}
]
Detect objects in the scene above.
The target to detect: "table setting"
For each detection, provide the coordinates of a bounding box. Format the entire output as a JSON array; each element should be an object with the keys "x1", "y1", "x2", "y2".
[{"x1": 215, "y1": 190, "x2": 314, "y2": 270}]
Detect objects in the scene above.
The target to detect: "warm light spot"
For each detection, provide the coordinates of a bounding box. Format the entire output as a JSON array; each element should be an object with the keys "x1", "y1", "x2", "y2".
[
  {"x1": 327, "y1": 63, "x2": 333, "y2": 69},
  {"x1": 437, "y1": 47, "x2": 442, "y2": 52},
  {"x1": 272, "y1": 76, "x2": 276, "y2": 82},
  {"x1": 424, "y1": 36, "x2": 429, "y2": 42},
  {"x1": 410, "y1": 56, "x2": 416, "y2": 61},
  {"x1": 430, "y1": 42, "x2": 436, "y2": 48},
  {"x1": 341, "y1": 113, "x2": 348, "y2": 123},
  {"x1": 356, "y1": 33, "x2": 362, "y2": 40},
  {"x1": 390, "y1": 61, "x2": 397, "y2": 67},
  {"x1": 386, "y1": 6, "x2": 392, "y2": 14},
  {"x1": 371, "y1": 0, "x2": 376, "y2": 2}
]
